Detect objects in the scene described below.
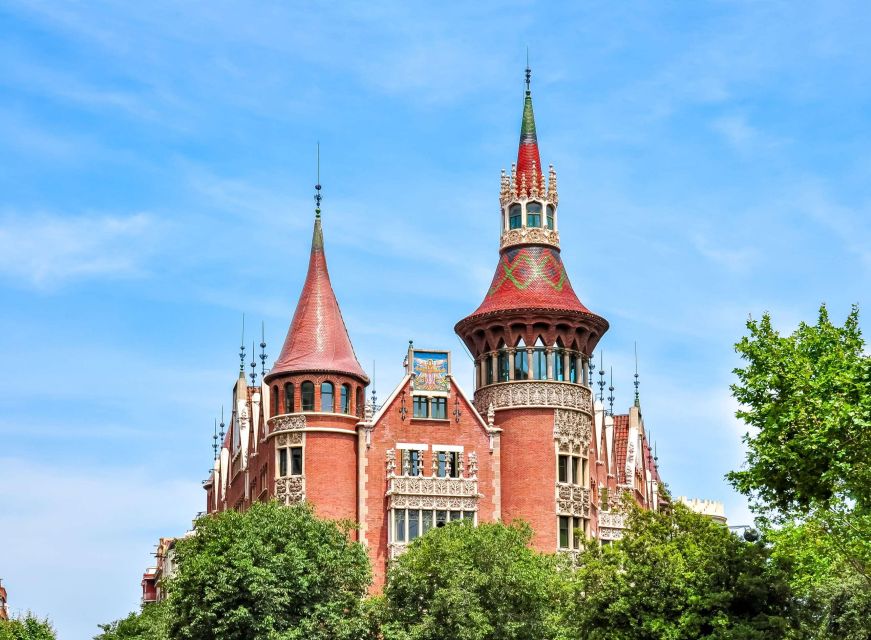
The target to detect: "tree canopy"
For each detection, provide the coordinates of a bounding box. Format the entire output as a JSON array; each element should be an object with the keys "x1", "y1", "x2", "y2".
[
  {"x1": 380, "y1": 520, "x2": 565, "y2": 640},
  {"x1": 0, "y1": 614, "x2": 56, "y2": 640},
  {"x1": 564, "y1": 503, "x2": 794, "y2": 640}
]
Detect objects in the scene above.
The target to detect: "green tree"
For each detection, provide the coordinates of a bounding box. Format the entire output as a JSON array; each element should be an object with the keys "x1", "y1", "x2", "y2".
[
  {"x1": 727, "y1": 304, "x2": 871, "y2": 578},
  {"x1": 94, "y1": 601, "x2": 169, "y2": 640},
  {"x1": 380, "y1": 520, "x2": 565, "y2": 640},
  {"x1": 166, "y1": 500, "x2": 375, "y2": 640},
  {"x1": 0, "y1": 614, "x2": 56, "y2": 640},
  {"x1": 564, "y1": 504, "x2": 794, "y2": 640}
]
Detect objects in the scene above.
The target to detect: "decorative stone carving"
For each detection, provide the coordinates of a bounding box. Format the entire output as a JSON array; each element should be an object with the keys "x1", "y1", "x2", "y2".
[
  {"x1": 556, "y1": 483, "x2": 591, "y2": 517},
  {"x1": 599, "y1": 527, "x2": 624, "y2": 541},
  {"x1": 554, "y1": 408, "x2": 592, "y2": 450},
  {"x1": 467, "y1": 451, "x2": 478, "y2": 478},
  {"x1": 500, "y1": 226, "x2": 560, "y2": 250},
  {"x1": 598, "y1": 512, "x2": 627, "y2": 529},
  {"x1": 475, "y1": 381, "x2": 592, "y2": 415},
  {"x1": 386, "y1": 449, "x2": 396, "y2": 475},
  {"x1": 276, "y1": 476, "x2": 305, "y2": 505},
  {"x1": 268, "y1": 414, "x2": 307, "y2": 435},
  {"x1": 487, "y1": 402, "x2": 495, "y2": 427},
  {"x1": 276, "y1": 432, "x2": 303, "y2": 447},
  {"x1": 388, "y1": 542, "x2": 408, "y2": 560},
  {"x1": 386, "y1": 476, "x2": 480, "y2": 511}
]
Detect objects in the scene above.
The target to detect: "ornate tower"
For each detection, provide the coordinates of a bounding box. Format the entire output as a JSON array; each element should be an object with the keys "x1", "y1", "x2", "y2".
[
  {"x1": 455, "y1": 68, "x2": 608, "y2": 552},
  {"x1": 263, "y1": 192, "x2": 369, "y2": 527}
]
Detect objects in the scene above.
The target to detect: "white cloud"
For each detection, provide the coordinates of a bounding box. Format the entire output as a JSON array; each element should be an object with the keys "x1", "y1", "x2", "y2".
[{"x1": 0, "y1": 211, "x2": 161, "y2": 289}]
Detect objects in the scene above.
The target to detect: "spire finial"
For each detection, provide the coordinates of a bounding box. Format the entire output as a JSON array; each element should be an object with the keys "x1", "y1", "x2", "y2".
[
  {"x1": 212, "y1": 419, "x2": 218, "y2": 460},
  {"x1": 219, "y1": 406, "x2": 225, "y2": 445},
  {"x1": 371, "y1": 359, "x2": 377, "y2": 411},
  {"x1": 239, "y1": 314, "x2": 246, "y2": 375},
  {"x1": 634, "y1": 342, "x2": 640, "y2": 407},
  {"x1": 597, "y1": 350, "x2": 606, "y2": 404},
  {"x1": 608, "y1": 367, "x2": 615, "y2": 416},
  {"x1": 525, "y1": 50, "x2": 531, "y2": 94},
  {"x1": 259, "y1": 322, "x2": 268, "y2": 377},
  {"x1": 314, "y1": 142, "x2": 322, "y2": 218},
  {"x1": 250, "y1": 340, "x2": 257, "y2": 386}
]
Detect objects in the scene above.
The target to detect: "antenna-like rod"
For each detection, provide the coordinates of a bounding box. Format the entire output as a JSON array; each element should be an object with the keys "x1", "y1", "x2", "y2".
[
  {"x1": 371, "y1": 360, "x2": 377, "y2": 410},
  {"x1": 608, "y1": 367, "x2": 615, "y2": 416},
  {"x1": 525, "y1": 49, "x2": 531, "y2": 93},
  {"x1": 259, "y1": 322, "x2": 268, "y2": 376},
  {"x1": 597, "y1": 350, "x2": 606, "y2": 404},
  {"x1": 249, "y1": 340, "x2": 257, "y2": 386},
  {"x1": 314, "y1": 143, "x2": 322, "y2": 218},
  {"x1": 588, "y1": 353, "x2": 595, "y2": 389},
  {"x1": 219, "y1": 406, "x2": 225, "y2": 444},
  {"x1": 634, "y1": 341, "x2": 640, "y2": 407},
  {"x1": 212, "y1": 419, "x2": 218, "y2": 460},
  {"x1": 239, "y1": 314, "x2": 246, "y2": 374}
]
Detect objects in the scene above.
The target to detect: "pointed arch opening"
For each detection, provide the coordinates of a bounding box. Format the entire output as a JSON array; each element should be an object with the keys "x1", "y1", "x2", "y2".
[
  {"x1": 513, "y1": 338, "x2": 528, "y2": 380},
  {"x1": 532, "y1": 336, "x2": 547, "y2": 380}
]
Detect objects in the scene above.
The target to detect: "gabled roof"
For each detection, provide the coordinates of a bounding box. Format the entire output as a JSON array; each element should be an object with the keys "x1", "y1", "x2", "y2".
[
  {"x1": 269, "y1": 216, "x2": 368, "y2": 382},
  {"x1": 612, "y1": 414, "x2": 630, "y2": 484}
]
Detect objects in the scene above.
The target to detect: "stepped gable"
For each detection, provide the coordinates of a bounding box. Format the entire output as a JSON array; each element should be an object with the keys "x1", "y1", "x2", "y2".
[{"x1": 269, "y1": 216, "x2": 368, "y2": 382}]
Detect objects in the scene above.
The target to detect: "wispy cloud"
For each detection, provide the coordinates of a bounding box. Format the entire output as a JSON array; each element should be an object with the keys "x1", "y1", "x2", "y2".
[{"x1": 0, "y1": 211, "x2": 162, "y2": 289}]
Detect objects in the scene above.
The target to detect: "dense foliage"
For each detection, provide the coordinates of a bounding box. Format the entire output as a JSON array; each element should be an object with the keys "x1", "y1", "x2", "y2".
[
  {"x1": 380, "y1": 520, "x2": 564, "y2": 640},
  {"x1": 0, "y1": 614, "x2": 56, "y2": 640},
  {"x1": 564, "y1": 503, "x2": 794, "y2": 640},
  {"x1": 94, "y1": 601, "x2": 169, "y2": 640}
]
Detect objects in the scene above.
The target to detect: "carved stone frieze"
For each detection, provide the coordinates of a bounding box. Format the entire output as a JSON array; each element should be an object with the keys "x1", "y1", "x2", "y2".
[
  {"x1": 390, "y1": 494, "x2": 478, "y2": 510},
  {"x1": 276, "y1": 431, "x2": 303, "y2": 447},
  {"x1": 268, "y1": 414, "x2": 307, "y2": 435},
  {"x1": 556, "y1": 483, "x2": 591, "y2": 517},
  {"x1": 388, "y1": 542, "x2": 408, "y2": 560},
  {"x1": 554, "y1": 408, "x2": 592, "y2": 450},
  {"x1": 275, "y1": 476, "x2": 305, "y2": 505},
  {"x1": 475, "y1": 381, "x2": 592, "y2": 415},
  {"x1": 500, "y1": 226, "x2": 560, "y2": 250},
  {"x1": 598, "y1": 511, "x2": 627, "y2": 529},
  {"x1": 386, "y1": 475, "x2": 480, "y2": 511}
]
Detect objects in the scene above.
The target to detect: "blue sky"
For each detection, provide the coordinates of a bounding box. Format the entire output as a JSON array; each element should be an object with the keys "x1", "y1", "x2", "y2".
[{"x1": 1, "y1": 1, "x2": 869, "y2": 637}]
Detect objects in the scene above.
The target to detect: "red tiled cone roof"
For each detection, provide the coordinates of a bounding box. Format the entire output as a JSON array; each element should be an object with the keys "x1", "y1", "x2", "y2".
[
  {"x1": 269, "y1": 217, "x2": 368, "y2": 381},
  {"x1": 516, "y1": 88, "x2": 543, "y2": 197},
  {"x1": 470, "y1": 245, "x2": 592, "y2": 317}
]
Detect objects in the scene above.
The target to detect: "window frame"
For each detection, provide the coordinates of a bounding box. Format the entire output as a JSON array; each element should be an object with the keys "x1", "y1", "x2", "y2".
[
  {"x1": 340, "y1": 383, "x2": 351, "y2": 414},
  {"x1": 284, "y1": 383, "x2": 295, "y2": 414},
  {"x1": 320, "y1": 381, "x2": 335, "y2": 413},
  {"x1": 508, "y1": 204, "x2": 522, "y2": 229},
  {"x1": 526, "y1": 201, "x2": 542, "y2": 228},
  {"x1": 301, "y1": 381, "x2": 315, "y2": 411},
  {"x1": 412, "y1": 396, "x2": 429, "y2": 418},
  {"x1": 431, "y1": 397, "x2": 447, "y2": 420}
]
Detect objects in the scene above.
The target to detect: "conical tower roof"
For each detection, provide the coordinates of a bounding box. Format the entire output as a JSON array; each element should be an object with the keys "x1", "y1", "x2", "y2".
[
  {"x1": 516, "y1": 82, "x2": 543, "y2": 197},
  {"x1": 268, "y1": 215, "x2": 368, "y2": 382}
]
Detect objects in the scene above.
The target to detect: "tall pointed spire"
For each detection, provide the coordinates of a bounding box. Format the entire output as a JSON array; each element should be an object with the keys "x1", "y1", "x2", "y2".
[
  {"x1": 516, "y1": 63, "x2": 542, "y2": 197},
  {"x1": 267, "y1": 163, "x2": 368, "y2": 383}
]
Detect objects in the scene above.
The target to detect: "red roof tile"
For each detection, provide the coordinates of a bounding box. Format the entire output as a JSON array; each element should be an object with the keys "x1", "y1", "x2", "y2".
[
  {"x1": 269, "y1": 217, "x2": 368, "y2": 381},
  {"x1": 612, "y1": 415, "x2": 629, "y2": 484}
]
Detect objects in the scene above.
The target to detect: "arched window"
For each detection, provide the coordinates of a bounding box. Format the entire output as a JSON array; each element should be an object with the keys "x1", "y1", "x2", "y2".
[
  {"x1": 341, "y1": 384, "x2": 351, "y2": 414},
  {"x1": 321, "y1": 382, "x2": 334, "y2": 412},
  {"x1": 546, "y1": 204, "x2": 555, "y2": 230},
  {"x1": 513, "y1": 341, "x2": 528, "y2": 380},
  {"x1": 272, "y1": 385, "x2": 279, "y2": 415},
  {"x1": 508, "y1": 204, "x2": 522, "y2": 229},
  {"x1": 301, "y1": 381, "x2": 315, "y2": 411},
  {"x1": 284, "y1": 383, "x2": 295, "y2": 414},
  {"x1": 526, "y1": 201, "x2": 542, "y2": 228}
]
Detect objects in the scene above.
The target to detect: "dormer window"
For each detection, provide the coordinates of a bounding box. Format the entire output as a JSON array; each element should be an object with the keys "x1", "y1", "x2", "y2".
[
  {"x1": 527, "y1": 201, "x2": 542, "y2": 227},
  {"x1": 546, "y1": 205, "x2": 555, "y2": 230},
  {"x1": 509, "y1": 204, "x2": 522, "y2": 229}
]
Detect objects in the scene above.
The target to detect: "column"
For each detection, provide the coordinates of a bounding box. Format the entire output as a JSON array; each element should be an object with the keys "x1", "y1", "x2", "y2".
[
  {"x1": 507, "y1": 349, "x2": 516, "y2": 381},
  {"x1": 491, "y1": 352, "x2": 498, "y2": 385},
  {"x1": 546, "y1": 347, "x2": 554, "y2": 380},
  {"x1": 526, "y1": 348, "x2": 534, "y2": 380}
]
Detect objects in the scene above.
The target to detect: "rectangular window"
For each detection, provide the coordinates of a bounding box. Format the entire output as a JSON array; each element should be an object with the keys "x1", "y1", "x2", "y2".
[
  {"x1": 403, "y1": 449, "x2": 423, "y2": 476},
  {"x1": 413, "y1": 396, "x2": 428, "y2": 418},
  {"x1": 527, "y1": 212, "x2": 541, "y2": 227},
  {"x1": 431, "y1": 397, "x2": 447, "y2": 419},
  {"x1": 463, "y1": 511, "x2": 474, "y2": 522},
  {"x1": 559, "y1": 515, "x2": 570, "y2": 549},
  {"x1": 569, "y1": 356, "x2": 577, "y2": 383},
  {"x1": 498, "y1": 351, "x2": 509, "y2": 382},
  {"x1": 571, "y1": 456, "x2": 580, "y2": 485},
  {"x1": 558, "y1": 455, "x2": 569, "y2": 483},
  {"x1": 513, "y1": 349, "x2": 528, "y2": 380},
  {"x1": 581, "y1": 458, "x2": 588, "y2": 486},
  {"x1": 291, "y1": 447, "x2": 303, "y2": 476},
  {"x1": 422, "y1": 510, "x2": 433, "y2": 533},
  {"x1": 408, "y1": 509, "x2": 420, "y2": 540},
  {"x1": 600, "y1": 487, "x2": 609, "y2": 510},
  {"x1": 554, "y1": 349, "x2": 565, "y2": 381},
  {"x1": 573, "y1": 517, "x2": 583, "y2": 549},
  {"x1": 279, "y1": 448, "x2": 287, "y2": 477},
  {"x1": 436, "y1": 451, "x2": 460, "y2": 478},
  {"x1": 485, "y1": 358, "x2": 494, "y2": 385},
  {"x1": 436, "y1": 510, "x2": 448, "y2": 528},
  {"x1": 395, "y1": 509, "x2": 406, "y2": 542},
  {"x1": 533, "y1": 348, "x2": 547, "y2": 380},
  {"x1": 450, "y1": 510, "x2": 462, "y2": 521}
]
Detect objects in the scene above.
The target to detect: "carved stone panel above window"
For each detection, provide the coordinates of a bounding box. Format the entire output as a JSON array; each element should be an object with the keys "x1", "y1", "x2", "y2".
[
  {"x1": 276, "y1": 476, "x2": 305, "y2": 505},
  {"x1": 553, "y1": 408, "x2": 592, "y2": 451},
  {"x1": 556, "y1": 483, "x2": 590, "y2": 518},
  {"x1": 475, "y1": 381, "x2": 592, "y2": 415},
  {"x1": 268, "y1": 414, "x2": 307, "y2": 436}
]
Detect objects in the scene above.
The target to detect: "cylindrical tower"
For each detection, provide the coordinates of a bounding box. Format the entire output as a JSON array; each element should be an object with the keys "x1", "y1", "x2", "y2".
[{"x1": 455, "y1": 68, "x2": 608, "y2": 553}]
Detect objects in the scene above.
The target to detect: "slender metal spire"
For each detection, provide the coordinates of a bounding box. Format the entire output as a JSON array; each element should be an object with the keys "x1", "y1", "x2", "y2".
[
  {"x1": 370, "y1": 359, "x2": 377, "y2": 410},
  {"x1": 249, "y1": 340, "x2": 257, "y2": 386},
  {"x1": 259, "y1": 322, "x2": 268, "y2": 376},
  {"x1": 525, "y1": 49, "x2": 531, "y2": 94},
  {"x1": 634, "y1": 341, "x2": 641, "y2": 407},
  {"x1": 608, "y1": 367, "x2": 615, "y2": 416},
  {"x1": 212, "y1": 419, "x2": 218, "y2": 460},
  {"x1": 239, "y1": 314, "x2": 246, "y2": 375},
  {"x1": 219, "y1": 406, "x2": 225, "y2": 445},
  {"x1": 588, "y1": 353, "x2": 595, "y2": 390},
  {"x1": 314, "y1": 142, "x2": 322, "y2": 218},
  {"x1": 597, "y1": 350, "x2": 606, "y2": 404}
]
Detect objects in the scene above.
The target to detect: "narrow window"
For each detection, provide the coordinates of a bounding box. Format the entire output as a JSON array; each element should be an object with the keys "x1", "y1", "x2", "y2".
[
  {"x1": 356, "y1": 387, "x2": 364, "y2": 417},
  {"x1": 290, "y1": 447, "x2": 303, "y2": 476},
  {"x1": 403, "y1": 449, "x2": 422, "y2": 477},
  {"x1": 533, "y1": 348, "x2": 547, "y2": 380},
  {"x1": 436, "y1": 451, "x2": 447, "y2": 478},
  {"x1": 279, "y1": 448, "x2": 287, "y2": 477},
  {"x1": 321, "y1": 382, "x2": 334, "y2": 412},
  {"x1": 485, "y1": 357, "x2": 494, "y2": 385},
  {"x1": 513, "y1": 348, "x2": 528, "y2": 380},
  {"x1": 569, "y1": 355, "x2": 578, "y2": 383},
  {"x1": 450, "y1": 510, "x2": 462, "y2": 521},
  {"x1": 571, "y1": 457, "x2": 580, "y2": 485},
  {"x1": 559, "y1": 516, "x2": 570, "y2": 549},
  {"x1": 463, "y1": 511, "x2": 474, "y2": 522},
  {"x1": 498, "y1": 350, "x2": 510, "y2": 382},
  {"x1": 509, "y1": 204, "x2": 522, "y2": 229},
  {"x1": 431, "y1": 397, "x2": 447, "y2": 419},
  {"x1": 301, "y1": 382, "x2": 315, "y2": 411},
  {"x1": 395, "y1": 510, "x2": 406, "y2": 542},
  {"x1": 436, "y1": 510, "x2": 448, "y2": 527},
  {"x1": 554, "y1": 348, "x2": 565, "y2": 381},
  {"x1": 422, "y1": 510, "x2": 433, "y2": 533},
  {"x1": 272, "y1": 385, "x2": 279, "y2": 415},
  {"x1": 413, "y1": 396, "x2": 428, "y2": 418},
  {"x1": 582, "y1": 458, "x2": 589, "y2": 486},
  {"x1": 558, "y1": 455, "x2": 569, "y2": 483},
  {"x1": 526, "y1": 201, "x2": 542, "y2": 227},
  {"x1": 600, "y1": 487, "x2": 609, "y2": 510},
  {"x1": 448, "y1": 451, "x2": 460, "y2": 478},
  {"x1": 341, "y1": 384, "x2": 351, "y2": 414},
  {"x1": 573, "y1": 517, "x2": 583, "y2": 549},
  {"x1": 284, "y1": 383, "x2": 294, "y2": 414},
  {"x1": 408, "y1": 510, "x2": 420, "y2": 540},
  {"x1": 546, "y1": 204, "x2": 555, "y2": 230}
]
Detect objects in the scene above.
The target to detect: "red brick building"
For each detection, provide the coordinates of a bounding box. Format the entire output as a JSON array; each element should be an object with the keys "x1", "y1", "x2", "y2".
[{"x1": 202, "y1": 69, "x2": 664, "y2": 587}]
